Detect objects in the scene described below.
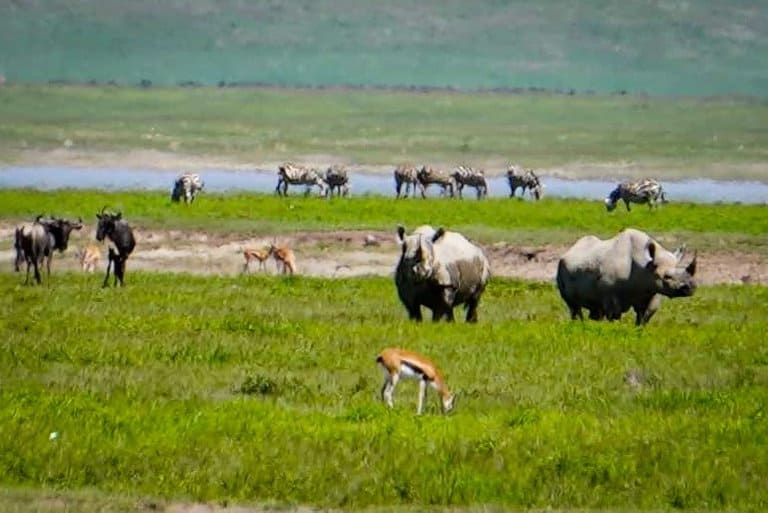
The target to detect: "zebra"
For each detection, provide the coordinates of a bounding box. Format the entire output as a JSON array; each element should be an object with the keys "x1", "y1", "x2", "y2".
[
  {"x1": 324, "y1": 165, "x2": 350, "y2": 198},
  {"x1": 394, "y1": 165, "x2": 420, "y2": 198},
  {"x1": 276, "y1": 163, "x2": 327, "y2": 197},
  {"x1": 417, "y1": 166, "x2": 455, "y2": 199},
  {"x1": 171, "y1": 172, "x2": 204, "y2": 204},
  {"x1": 605, "y1": 178, "x2": 667, "y2": 212},
  {"x1": 507, "y1": 165, "x2": 543, "y2": 200},
  {"x1": 451, "y1": 165, "x2": 488, "y2": 199}
]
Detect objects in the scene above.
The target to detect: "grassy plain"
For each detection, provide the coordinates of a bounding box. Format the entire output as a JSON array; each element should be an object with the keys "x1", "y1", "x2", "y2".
[
  {"x1": 3, "y1": 1, "x2": 768, "y2": 96},
  {"x1": 1, "y1": 86, "x2": 767, "y2": 179},
  {"x1": 1, "y1": 272, "x2": 767, "y2": 512},
  {"x1": 1, "y1": 189, "x2": 767, "y2": 255}
]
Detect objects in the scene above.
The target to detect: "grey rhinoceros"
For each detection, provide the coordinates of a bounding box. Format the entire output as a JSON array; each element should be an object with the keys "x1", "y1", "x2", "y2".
[
  {"x1": 395, "y1": 225, "x2": 491, "y2": 322},
  {"x1": 556, "y1": 228, "x2": 697, "y2": 325}
]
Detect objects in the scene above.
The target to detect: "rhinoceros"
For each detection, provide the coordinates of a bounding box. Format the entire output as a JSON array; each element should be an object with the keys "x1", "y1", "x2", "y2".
[
  {"x1": 556, "y1": 228, "x2": 697, "y2": 325},
  {"x1": 395, "y1": 225, "x2": 491, "y2": 322}
]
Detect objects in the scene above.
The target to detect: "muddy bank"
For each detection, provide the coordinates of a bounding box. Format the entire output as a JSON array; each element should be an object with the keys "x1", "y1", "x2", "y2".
[{"x1": 2, "y1": 227, "x2": 765, "y2": 285}]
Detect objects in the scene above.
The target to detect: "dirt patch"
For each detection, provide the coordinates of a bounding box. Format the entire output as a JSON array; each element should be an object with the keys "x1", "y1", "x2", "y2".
[{"x1": 2, "y1": 225, "x2": 765, "y2": 285}]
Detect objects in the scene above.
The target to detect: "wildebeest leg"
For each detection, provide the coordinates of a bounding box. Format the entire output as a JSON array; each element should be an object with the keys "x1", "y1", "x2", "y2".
[
  {"x1": 24, "y1": 258, "x2": 32, "y2": 285},
  {"x1": 103, "y1": 250, "x2": 114, "y2": 288},
  {"x1": 45, "y1": 254, "x2": 52, "y2": 286},
  {"x1": 624, "y1": 199, "x2": 631, "y2": 211},
  {"x1": 114, "y1": 256, "x2": 126, "y2": 286}
]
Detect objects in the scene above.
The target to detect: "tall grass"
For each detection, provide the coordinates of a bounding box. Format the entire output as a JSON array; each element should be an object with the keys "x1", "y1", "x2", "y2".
[
  {"x1": 1, "y1": 86, "x2": 767, "y2": 177},
  {"x1": 1, "y1": 273, "x2": 767, "y2": 511}
]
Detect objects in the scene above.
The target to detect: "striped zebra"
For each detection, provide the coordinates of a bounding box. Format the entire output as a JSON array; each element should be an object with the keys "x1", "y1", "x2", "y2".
[
  {"x1": 507, "y1": 165, "x2": 543, "y2": 200},
  {"x1": 394, "y1": 165, "x2": 420, "y2": 199},
  {"x1": 417, "y1": 166, "x2": 455, "y2": 199},
  {"x1": 171, "y1": 172, "x2": 204, "y2": 204},
  {"x1": 276, "y1": 163, "x2": 327, "y2": 197},
  {"x1": 451, "y1": 165, "x2": 488, "y2": 199},
  {"x1": 324, "y1": 165, "x2": 350, "y2": 198},
  {"x1": 605, "y1": 178, "x2": 667, "y2": 211}
]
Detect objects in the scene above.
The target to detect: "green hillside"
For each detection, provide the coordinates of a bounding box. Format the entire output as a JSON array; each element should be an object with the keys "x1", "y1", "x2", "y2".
[{"x1": 1, "y1": 0, "x2": 767, "y2": 96}]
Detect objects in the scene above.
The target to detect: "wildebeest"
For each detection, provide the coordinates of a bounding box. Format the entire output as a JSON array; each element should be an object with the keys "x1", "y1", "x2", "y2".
[
  {"x1": 394, "y1": 165, "x2": 420, "y2": 199},
  {"x1": 395, "y1": 225, "x2": 491, "y2": 322},
  {"x1": 171, "y1": 172, "x2": 205, "y2": 204},
  {"x1": 417, "y1": 166, "x2": 455, "y2": 198},
  {"x1": 556, "y1": 228, "x2": 697, "y2": 325},
  {"x1": 16, "y1": 214, "x2": 83, "y2": 284},
  {"x1": 276, "y1": 162, "x2": 326, "y2": 197},
  {"x1": 605, "y1": 178, "x2": 667, "y2": 211},
  {"x1": 13, "y1": 226, "x2": 24, "y2": 272},
  {"x1": 507, "y1": 165, "x2": 543, "y2": 200},
  {"x1": 324, "y1": 165, "x2": 350, "y2": 198},
  {"x1": 96, "y1": 207, "x2": 136, "y2": 287},
  {"x1": 451, "y1": 166, "x2": 488, "y2": 199}
]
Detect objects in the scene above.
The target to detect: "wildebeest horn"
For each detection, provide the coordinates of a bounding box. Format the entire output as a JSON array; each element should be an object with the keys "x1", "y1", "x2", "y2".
[{"x1": 101, "y1": 205, "x2": 108, "y2": 215}]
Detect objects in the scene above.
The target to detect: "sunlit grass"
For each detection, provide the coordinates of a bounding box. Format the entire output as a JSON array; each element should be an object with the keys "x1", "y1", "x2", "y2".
[{"x1": 1, "y1": 273, "x2": 767, "y2": 510}]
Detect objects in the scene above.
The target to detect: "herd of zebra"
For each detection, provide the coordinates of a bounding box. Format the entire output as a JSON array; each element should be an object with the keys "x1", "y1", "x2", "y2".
[{"x1": 171, "y1": 167, "x2": 668, "y2": 209}]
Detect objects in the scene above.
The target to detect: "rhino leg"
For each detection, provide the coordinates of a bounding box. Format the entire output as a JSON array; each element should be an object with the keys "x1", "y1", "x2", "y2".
[
  {"x1": 405, "y1": 304, "x2": 423, "y2": 322},
  {"x1": 588, "y1": 308, "x2": 603, "y2": 320},
  {"x1": 634, "y1": 295, "x2": 661, "y2": 326},
  {"x1": 465, "y1": 297, "x2": 480, "y2": 323}
]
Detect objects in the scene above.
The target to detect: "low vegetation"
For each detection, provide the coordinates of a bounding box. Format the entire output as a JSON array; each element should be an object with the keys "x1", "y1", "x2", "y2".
[
  {"x1": 1, "y1": 189, "x2": 767, "y2": 254},
  {"x1": 1, "y1": 273, "x2": 767, "y2": 511},
  {"x1": 1, "y1": 86, "x2": 767, "y2": 179}
]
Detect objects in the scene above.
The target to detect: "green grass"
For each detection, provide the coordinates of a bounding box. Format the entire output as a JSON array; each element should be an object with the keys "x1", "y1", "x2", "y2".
[
  {"x1": 1, "y1": 272, "x2": 768, "y2": 511},
  {"x1": 1, "y1": 86, "x2": 767, "y2": 179},
  {"x1": 1, "y1": 189, "x2": 767, "y2": 253},
  {"x1": 2, "y1": 1, "x2": 768, "y2": 97}
]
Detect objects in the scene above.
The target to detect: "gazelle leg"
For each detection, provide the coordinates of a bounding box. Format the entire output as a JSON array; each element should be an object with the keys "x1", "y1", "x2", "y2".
[
  {"x1": 383, "y1": 373, "x2": 398, "y2": 408},
  {"x1": 417, "y1": 379, "x2": 427, "y2": 415}
]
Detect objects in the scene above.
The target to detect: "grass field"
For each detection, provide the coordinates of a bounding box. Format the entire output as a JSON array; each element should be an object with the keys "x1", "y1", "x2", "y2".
[
  {"x1": 1, "y1": 189, "x2": 767, "y2": 256},
  {"x1": 1, "y1": 86, "x2": 767, "y2": 179},
  {"x1": 2, "y1": 1, "x2": 768, "y2": 97},
  {"x1": 1, "y1": 272, "x2": 768, "y2": 512}
]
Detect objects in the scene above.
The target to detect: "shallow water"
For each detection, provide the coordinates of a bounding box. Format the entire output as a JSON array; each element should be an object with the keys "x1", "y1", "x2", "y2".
[{"x1": 1, "y1": 166, "x2": 767, "y2": 204}]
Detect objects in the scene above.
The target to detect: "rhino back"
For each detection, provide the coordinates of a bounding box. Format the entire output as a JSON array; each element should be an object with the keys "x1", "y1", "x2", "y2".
[{"x1": 432, "y1": 232, "x2": 490, "y2": 290}]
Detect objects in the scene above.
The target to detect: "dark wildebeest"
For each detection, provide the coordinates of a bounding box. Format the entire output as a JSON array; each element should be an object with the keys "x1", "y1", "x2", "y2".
[
  {"x1": 16, "y1": 214, "x2": 83, "y2": 284},
  {"x1": 605, "y1": 178, "x2": 667, "y2": 212},
  {"x1": 324, "y1": 165, "x2": 350, "y2": 198},
  {"x1": 556, "y1": 228, "x2": 697, "y2": 325},
  {"x1": 507, "y1": 165, "x2": 543, "y2": 200},
  {"x1": 96, "y1": 207, "x2": 136, "y2": 287},
  {"x1": 451, "y1": 166, "x2": 488, "y2": 199},
  {"x1": 171, "y1": 172, "x2": 205, "y2": 204},
  {"x1": 417, "y1": 166, "x2": 456, "y2": 199},
  {"x1": 395, "y1": 225, "x2": 491, "y2": 323},
  {"x1": 275, "y1": 163, "x2": 326, "y2": 197},
  {"x1": 394, "y1": 165, "x2": 420, "y2": 199}
]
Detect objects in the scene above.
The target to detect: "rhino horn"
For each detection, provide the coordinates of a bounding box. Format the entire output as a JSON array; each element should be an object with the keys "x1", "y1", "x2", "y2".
[
  {"x1": 432, "y1": 227, "x2": 446, "y2": 243},
  {"x1": 686, "y1": 251, "x2": 698, "y2": 276}
]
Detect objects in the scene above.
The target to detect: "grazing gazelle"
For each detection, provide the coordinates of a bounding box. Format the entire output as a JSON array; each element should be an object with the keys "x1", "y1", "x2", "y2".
[
  {"x1": 269, "y1": 243, "x2": 297, "y2": 275},
  {"x1": 376, "y1": 347, "x2": 455, "y2": 415},
  {"x1": 242, "y1": 246, "x2": 271, "y2": 273},
  {"x1": 79, "y1": 243, "x2": 102, "y2": 273}
]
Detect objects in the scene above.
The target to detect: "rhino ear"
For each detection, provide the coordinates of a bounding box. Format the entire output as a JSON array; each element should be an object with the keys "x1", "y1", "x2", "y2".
[
  {"x1": 432, "y1": 227, "x2": 446, "y2": 243},
  {"x1": 673, "y1": 243, "x2": 687, "y2": 262},
  {"x1": 396, "y1": 225, "x2": 405, "y2": 245},
  {"x1": 644, "y1": 240, "x2": 657, "y2": 268}
]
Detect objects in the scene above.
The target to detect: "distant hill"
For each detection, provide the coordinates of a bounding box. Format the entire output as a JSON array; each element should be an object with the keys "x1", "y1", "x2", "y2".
[{"x1": 2, "y1": 0, "x2": 767, "y2": 96}]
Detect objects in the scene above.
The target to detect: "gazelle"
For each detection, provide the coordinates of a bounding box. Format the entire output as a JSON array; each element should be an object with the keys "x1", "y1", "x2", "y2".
[
  {"x1": 269, "y1": 243, "x2": 297, "y2": 275},
  {"x1": 79, "y1": 243, "x2": 102, "y2": 272},
  {"x1": 376, "y1": 347, "x2": 455, "y2": 414},
  {"x1": 242, "y1": 246, "x2": 271, "y2": 273}
]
